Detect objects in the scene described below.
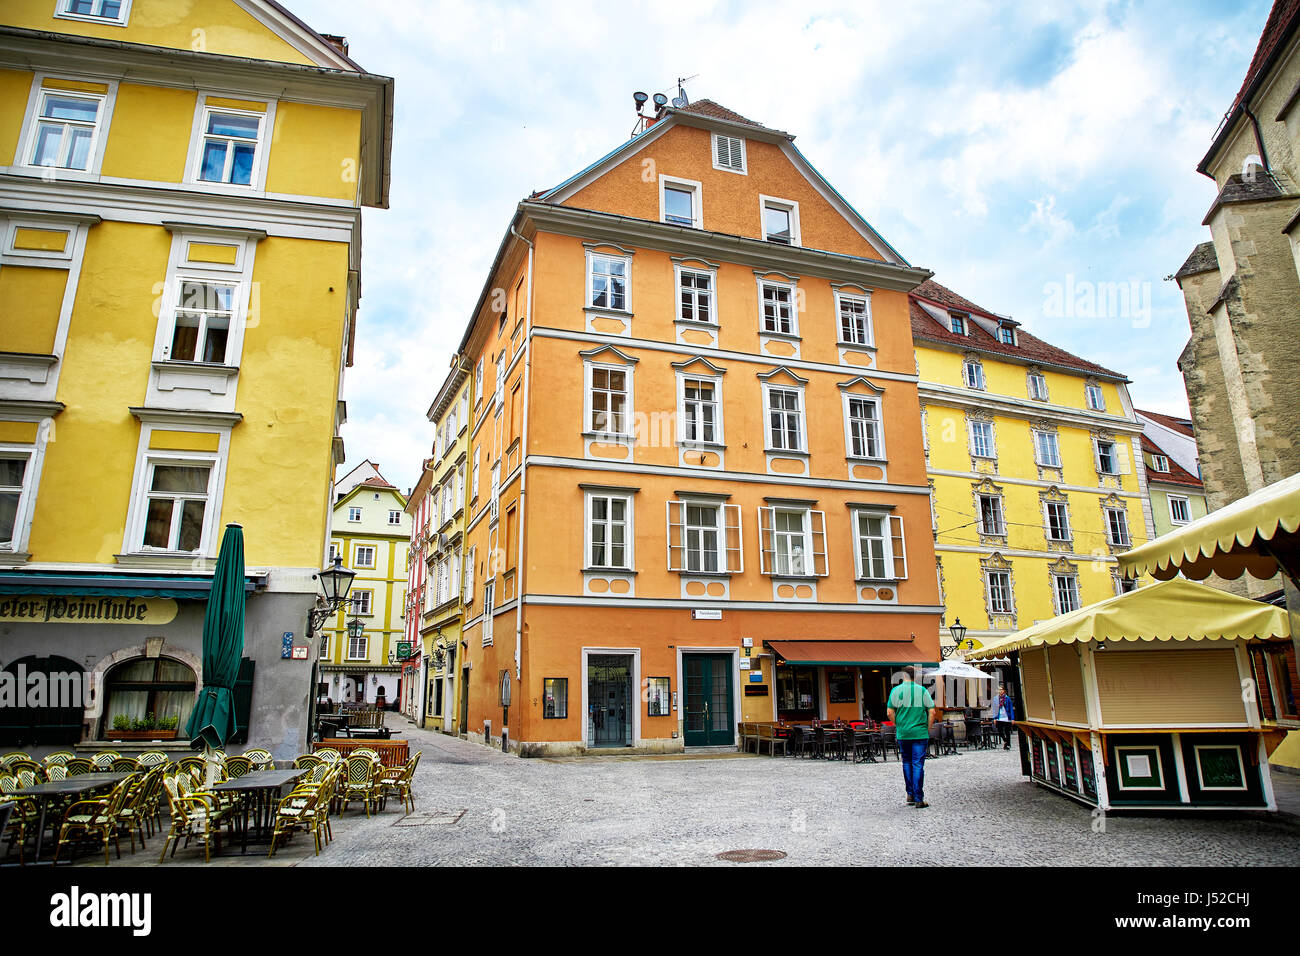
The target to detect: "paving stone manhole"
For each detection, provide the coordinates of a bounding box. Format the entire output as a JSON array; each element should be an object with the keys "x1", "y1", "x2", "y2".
[
  {"x1": 715, "y1": 849, "x2": 787, "y2": 863},
  {"x1": 393, "y1": 809, "x2": 467, "y2": 827}
]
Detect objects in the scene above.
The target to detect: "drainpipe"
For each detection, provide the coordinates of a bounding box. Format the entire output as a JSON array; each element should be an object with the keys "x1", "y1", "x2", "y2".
[
  {"x1": 1243, "y1": 104, "x2": 1273, "y2": 176},
  {"x1": 509, "y1": 223, "x2": 535, "y2": 704}
]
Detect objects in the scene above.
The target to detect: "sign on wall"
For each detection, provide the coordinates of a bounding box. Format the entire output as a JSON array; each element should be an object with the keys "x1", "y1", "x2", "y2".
[{"x1": 0, "y1": 595, "x2": 179, "y2": 626}]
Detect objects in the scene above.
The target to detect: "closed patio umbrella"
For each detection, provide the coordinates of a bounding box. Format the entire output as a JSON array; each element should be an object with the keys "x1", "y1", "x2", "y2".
[{"x1": 185, "y1": 524, "x2": 246, "y2": 771}]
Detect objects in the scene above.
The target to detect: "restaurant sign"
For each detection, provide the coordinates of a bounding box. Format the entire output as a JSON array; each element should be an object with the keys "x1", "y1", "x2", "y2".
[{"x1": 0, "y1": 595, "x2": 179, "y2": 626}]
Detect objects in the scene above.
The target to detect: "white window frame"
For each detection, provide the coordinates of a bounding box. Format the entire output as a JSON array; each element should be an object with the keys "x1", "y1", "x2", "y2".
[
  {"x1": 843, "y1": 394, "x2": 885, "y2": 461},
  {"x1": 763, "y1": 382, "x2": 806, "y2": 453},
  {"x1": 0, "y1": 446, "x2": 38, "y2": 553},
  {"x1": 347, "y1": 631, "x2": 368, "y2": 662},
  {"x1": 659, "y1": 174, "x2": 703, "y2": 229},
  {"x1": 584, "y1": 361, "x2": 635, "y2": 440},
  {"x1": 157, "y1": 275, "x2": 242, "y2": 365},
  {"x1": 1028, "y1": 371, "x2": 1049, "y2": 400},
  {"x1": 711, "y1": 132, "x2": 747, "y2": 174},
  {"x1": 759, "y1": 505, "x2": 827, "y2": 578},
  {"x1": 1105, "y1": 507, "x2": 1131, "y2": 547},
  {"x1": 835, "y1": 290, "x2": 874, "y2": 347},
  {"x1": 1168, "y1": 495, "x2": 1191, "y2": 526},
  {"x1": 963, "y1": 359, "x2": 985, "y2": 390},
  {"x1": 978, "y1": 494, "x2": 1006, "y2": 536},
  {"x1": 127, "y1": 452, "x2": 219, "y2": 555},
  {"x1": 347, "y1": 507, "x2": 362, "y2": 522},
  {"x1": 851, "y1": 509, "x2": 908, "y2": 581},
  {"x1": 585, "y1": 491, "x2": 634, "y2": 570},
  {"x1": 471, "y1": 458, "x2": 480, "y2": 502},
  {"x1": 1085, "y1": 383, "x2": 1106, "y2": 411},
  {"x1": 1033, "y1": 430, "x2": 1062, "y2": 468},
  {"x1": 1052, "y1": 573, "x2": 1081, "y2": 614},
  {"x1": 677, "y1": 372, "x2": 723, "y2": 446},
  {"x1": 55, "y1": 0, "x2": 132, "y2": 26},
  {"x1": 463, "y1": 547, "x2": 476, "y2": 603},
  {"x1": 674, "y1": 262, "x2": 717, "y2": 325},
  {"x1": 585, "y1": 249, "x2": 632, "y2": 312},
  {"x1": 1095, "y1": 439, "x2": 1120, "y2": 475},
  {"x1": 997, "y1": 325, "x2": 1017, "y2": 345},
  {"x1": 482, "y1": 580, "x2": 495, "y2": 646},
  {"x1": 354, "y1": 545, "x2": 376, "y2": 569},
  {"x1": 949, "y1": 313, "x2": 967, "y2": 335},
  {"x1": 318, "y1": 632, "x2": 330, "y2": 661},
  {"x1": 759, "y1": 195, "x2": 801, "y2": 246},
  {"x1": 489, "y1": 464, "x2": 500, "y2": 522},
  {"x1": 388, "y1": 509, "x2": 402, "y2": 525},
  {"x1": 986, "y1": 569, "x2": 1014, "y2": 615},
  {"x1": 666, "y1": 499, "x2": 743, "y2": 574},
  {"x1": 1043, "y1": 500, "x2": 1072, "y2": 542},
  {"x1": 495, "y1": 353, "x2": 506, "y2": 410},
  {"x1": 185, "y1": 97, "x2": 275, "y2": 191},
  {"x1": 351, "y1": 588, "x2": 374, "y2": 616},
  {"x1": 474, "y1": 359, "x2": 484, "y2": 406},
  {"x1": 758, "y1": 279, "x2": 798, "y2": 337},
  {"x1": 21, "y1": 85, "x2": 110, "y2": 173},
  {"x1": 969, "y1": 420, "x2": 996, "y2": 459},
  {"x1": 1151, "y1": 455, "x2": 1169, "y2": 473},
  {"x1": 327, "y1": 542, "x2": 338, "y2": 564}
]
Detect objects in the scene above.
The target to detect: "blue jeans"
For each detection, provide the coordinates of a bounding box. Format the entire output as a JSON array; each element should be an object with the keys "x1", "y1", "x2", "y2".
[{"x1": 899, "y1": 739, "x2": 927, "y2": 802}]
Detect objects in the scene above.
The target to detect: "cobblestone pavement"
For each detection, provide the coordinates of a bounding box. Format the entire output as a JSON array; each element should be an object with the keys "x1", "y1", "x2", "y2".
[{"x1": 65, "y1": 716, "x2": 1300, "y2": 867}]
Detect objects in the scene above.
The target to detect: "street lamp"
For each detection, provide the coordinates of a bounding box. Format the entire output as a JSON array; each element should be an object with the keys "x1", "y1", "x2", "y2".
[
  {"x1": 941, "y1": 617, "x2": 974, "y2": 658},
  {"x1": 305, "y1": 556, "x2": 358, "y2": 743}
]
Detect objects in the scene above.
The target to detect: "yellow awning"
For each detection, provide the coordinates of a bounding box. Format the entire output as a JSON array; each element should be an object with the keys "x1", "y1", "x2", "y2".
[
  {"x1": 965, "y1": 579, "x2": 1289, "y2": 659},
  {"x1": 1117, "y1": 471, "x2": 1300, "y2": 581}
]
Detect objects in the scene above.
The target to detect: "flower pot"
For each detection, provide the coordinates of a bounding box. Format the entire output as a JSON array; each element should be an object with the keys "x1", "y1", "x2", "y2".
[{"x1": 107, "y1": 729, "x2": 179, "y2": 741}]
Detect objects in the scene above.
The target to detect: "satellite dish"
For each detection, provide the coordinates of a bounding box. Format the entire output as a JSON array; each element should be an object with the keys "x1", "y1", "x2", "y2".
[{"x1": 671, "y1": 94, "x2": 688, "y2": 108}]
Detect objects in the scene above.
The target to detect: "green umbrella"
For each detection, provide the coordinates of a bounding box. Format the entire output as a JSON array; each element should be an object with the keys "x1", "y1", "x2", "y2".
[{"x1": 186, "y1": 523, "x2": 246, "y2": 750}]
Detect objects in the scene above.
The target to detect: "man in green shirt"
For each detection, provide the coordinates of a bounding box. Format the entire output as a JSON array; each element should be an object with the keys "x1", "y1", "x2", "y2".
[{"x1": 887, "y1": 666, "x2": 935, "y2": 808}]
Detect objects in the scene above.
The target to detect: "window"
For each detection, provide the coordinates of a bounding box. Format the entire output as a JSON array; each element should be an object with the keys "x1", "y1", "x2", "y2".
[
  {"x1": 1169, "y1": 495, "x2": 1191, "y2": 525},
  {"x1": 837, "y1": 293, "x2": 873, "y2": 346},
  {"x1": 27, "y1": 90, "x2": 104, "y2": 171},
  {"x1": 764, "y1": 386, "x2": 804, "y2": 452},
  {"x1": 327, "y1": 543, "x2": 338, "y2": 564},
  {"x1": 194, "y1": 107, "x2": 265, "y2": 186},
  {"x1": 1033, "y1": 431, "x2": 1061, "y2": 468},
  {"x1": 354, "y1": 545, "x2": 376, "y2": 569},
  {"x1": 163, "y1": 279, "x2": 236, "y2": 364},
  {"x1": 678, "y1": 268, "x2": 714, "y2": 324},
  {"x1": 846, "y1": 396, "x2": 883, "y2": 459},
  {"x1": 101, "y1": 657, "x2": 195, "y2": 738},
  {"x1": 1105, "y1": 507, "x2": 1131, "y2": 547},
  {"x1": 712, "y1": 133, "x2": 746, "y2": 173},
  {"x1": 853, "y1": 511, "x2": 908, "y2": 580},
  {"x1": 660, "y1": 176, "x2": 701, "y2": 228},
  {"x1": 761, "y1": 197, "x2": 799, "y2": 245},
  {"x1": 0, "y1": 453, "x2": 32, "y2": 550},
  {"x1": 1028, "y1": 372, "x2": 1048, "y2": 400},
  {"x1": 1044, "y1": 501, "x2": 1071, "y2": 542},
  {"x1": 348, "y1": 507, "x2": 361, "y2": 522},
  {"x1": 587, "y1": 493, "x2": 631, "y2": 569},
  {"x1": 588, "y1": 253, "x2": 629, "y2": 311},
  {"x1": 1096, "y1": 439, "x2": 1119, "y2": 475},
  {"x1": 949, "y1": 313, "x2": 966, "y2": 335},
  {"x1": 318, "y1": 633, "x2": 330, "y2": 661},
  {"x1": 759, "y1": 507, "x2": 827, "y2": 577},
  {"x1": 666, "y1": 500, "x2": 742, "y2": 573},
  {"x1": 998, "y1": 325, "x2": 1016, "y2": 345},
  {"x1": 495, "y1": 353, "x2": 506, "y2": 409},
  {"x1": 471, "y1": 459, "x2": 480, "y2": 502},
  {"x1": 347, "y1": 631, "x2": 368, "y2": 660},
  {"x1": 463, "y1": 547, "x2": 475, "y2": 603},
  {"x1": 986, "y1": 570, "x2": 1013, "y2": 614},
  {"x1": 388, "y1": 510, "x2": 402, "y2": 525},
  {"x1": 1151, "y1": 455, "x2": 1169, "y2": 473},
  {"x1": 680, "y1": 377, "x2": 720, "y2": 444},
  {"x1": 969, "y1": 421, "x2": 995, "y2": 459},
  {"x1": 351, "y1": 589, "x2": 373, "y2": 616},
  {"x1": 489, "y1": 464, "x2": 500, "y2": 522},
  {"x1": 760, "y1": 281, "x2": 796, "y2": 336},
  {"x1": 589, "y1": 366, "x2": 629, "y2": 436},
  {"x1": 978, "y1": 494, "x2": 1006, "y2": 536},
  {"x1": 543, "y1": 678, "x2": 568, "y2": 718},
  {"x1": 1053, "y1": 574, "x2": 1080, "y2": 614},
  {"x1": 474, "y1": 359, "x2": 484, "y2": 406},
  {"x1": 482, "y1": 580, "x2": 494, "y2": 646},
  {"x1": 57, "y1": 0, "x2": 130, "y2": 24},
  {"x1": 1085, "y1": 384, "x2": 1106, "y2": 411},
  {"x1": 140, "y1": 461, "x2": 212, "y2": 552},
  {"x1": 963, "y1": 360, "x2": 985, "y2": 390}
]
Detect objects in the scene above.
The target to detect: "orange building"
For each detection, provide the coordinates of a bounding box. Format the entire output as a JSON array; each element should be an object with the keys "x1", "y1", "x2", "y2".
[{"x1": 453, "y1": 99, "x2": 941, "y2": 754}]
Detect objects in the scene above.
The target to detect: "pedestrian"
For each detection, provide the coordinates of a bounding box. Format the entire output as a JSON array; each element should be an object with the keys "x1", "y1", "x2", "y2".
[
  {"x1": 887, "y1": 665, "x2": 935, "y2": 808},
  {"x1": 995, "y1": 684, "x2": 1015, "y2": 750}
]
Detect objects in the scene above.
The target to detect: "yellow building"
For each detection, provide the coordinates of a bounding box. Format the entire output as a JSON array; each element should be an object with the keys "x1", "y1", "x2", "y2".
[
  {"x1": 321, "y1": 465, "x2": 408, "y2": 708},
  {"x1": 0, "y1": 1, "x2": 392, "y2": 757},
  {"x1": 912, "y1": 280, "x2": 1152, "y2": 660}
]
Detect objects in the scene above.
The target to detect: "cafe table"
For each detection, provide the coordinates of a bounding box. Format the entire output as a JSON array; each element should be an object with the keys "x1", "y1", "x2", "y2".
[
  {"x1": 8, "y1": 772, "x2": 133, "y2": 864},
  {"x1": 210, "y1": 768, "x2": 306, "y2": 855}
]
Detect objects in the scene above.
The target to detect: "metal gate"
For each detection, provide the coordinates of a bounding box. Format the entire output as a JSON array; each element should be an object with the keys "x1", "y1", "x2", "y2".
[{"x1": 587, "y1": 654, "x2": 632, "y2": 747}]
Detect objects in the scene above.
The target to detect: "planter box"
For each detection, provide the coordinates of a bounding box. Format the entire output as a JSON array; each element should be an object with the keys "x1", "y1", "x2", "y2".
[{"x1": 107, "y1": 729, "x2": 179, "y2": 742}]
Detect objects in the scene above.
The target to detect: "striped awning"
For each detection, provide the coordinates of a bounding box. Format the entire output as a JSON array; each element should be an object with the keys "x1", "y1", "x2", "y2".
[{"x1": 766, "y1": 640, "x2": 935, "y2": 666}]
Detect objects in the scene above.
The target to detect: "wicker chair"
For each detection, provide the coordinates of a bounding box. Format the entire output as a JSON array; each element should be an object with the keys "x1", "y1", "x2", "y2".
[
  {"x1": 0, "y1": 752, "x2": 31, "y2": 769},
  {"x1": 114, "y1": 769, "x2": 157, "y2": 853},
  {"x1": 0, "y1": 775, "x2": 39, "y2": 864},
  {"x1": 222, "y1": 755, "x2": 254, "y2": 779},
  {"x1": 313, "y1": 748, "x2": 342, "y2": 764},
  {"x1": 158, "y1": 775, "x2": 228, "y2": 863},
  {"x1": 8, "y1": 760, "x2": 43, "y2": 783},
  {"x1": 42, "y1": 751, "x2": 74, "y2": 768},
  {"x1": 267, "y1": 787, "x2": 326, "y2": 858},
  {"x1": 53, "y1": 774, "x2": 136, "y2": 865},
  {"x1": 90, "y1": 751, "x2": 120, "y2": 770},
  {"x1": 242, "y1": 749, "x2": 274, "y2": 771},
  {"x1": 111, "y1": 757, "x2": 139, "y2": 773},
  {"x1": 377, "y1": 751, "x2": 421, "y2": 814},
  {"x1": 64, "y1": 758, "x2": 94, "y2": 776},
  {"x1": 338, "y1": 754, "x2": 379, "y2": 817},
  {"x1": 136, "y1": 750, "x2": 170, "y2": 769},
  {"x1": 294, "y1": 754, "x2": 322, "y2": 772}
]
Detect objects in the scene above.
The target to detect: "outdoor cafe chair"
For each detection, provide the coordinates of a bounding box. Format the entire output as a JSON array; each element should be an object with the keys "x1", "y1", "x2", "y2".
[
  {"x1": 115, "y1": 769, "x2": 158, "y2": 853},
  {"x1": 313, "y1": 748, "x2": 342, "y2": 764},
  {"x1": 879, "y1": 724, "x2": 897, "y2": 761},
  {"x1": 378, "y1": 751, "x2": 421, "y2": 815},
  {"x1": 176, "y1": 756, "x2": 207, "y2": 780},
  {"x1": 53, "y1": 774, "x2": 135, "y2": 866},
  {"x1": 338, "y1": 754, "x2": 379, "y2": 818},
  {"x1": 111, "y1": 757, "x2": 138, "y2": 773},
  {"x1": 91, "y1": 751, "x2": 120, "y2": 770},
  {"x1": 136, "y1": 750, "x2": 170, "y2": 769},
  {"x1": 242, "y1": 749, "x2": 274, "y2": 771},
  {"x1": 1, "y1": 752, "x2": 31, "y2": 769},
  {"x1": 294, "y1": 754, "x2": 322, "y2": 772},
  {"x1": 0, "y1": 774, "x2": 39, "y2": 864},
  {"x1": 158, "y1": 775, "x2": 228, "y2": 864},
  {"x1": 267, "y1": 787, "x2": 326, "y2": 858},
  {"x1": 223, "y1": 755, "x2": 254, "y2": 779},
  {"x1": 8, "y1": 760, "x2": 43, "y2": 782},
  {"x1": 64, "y1": 758, "x2": 93, "y2": 776},
  {"x1": 42, "y1": 752, "x2": 74, "y2": 767}
]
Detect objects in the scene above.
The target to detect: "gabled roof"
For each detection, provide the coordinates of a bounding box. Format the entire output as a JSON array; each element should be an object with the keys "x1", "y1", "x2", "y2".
[
  {"x1": 256, "y1": 0, "x2": 368, "y2": 71},
  {"x1": 909, "y1": 279, "x2": 1127, "y2": 380},
  {"x1": 673, "y1": 98, "x2": 771, "y2": 130},
  {"x1": 1135, "y1": 408, "x2": 1195, "y2": 438},
  {"x1": 335, "y1": 478, "x2": 406, "y2": 511},
  {"x1": 1140, "y1": 435, "x2": 1203, "y2": 489}
]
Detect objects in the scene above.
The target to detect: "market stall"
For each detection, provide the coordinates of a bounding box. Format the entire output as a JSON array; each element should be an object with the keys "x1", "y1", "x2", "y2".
[{"x1": 967, "y1": 579, "x2": 1289, "y2": 810}]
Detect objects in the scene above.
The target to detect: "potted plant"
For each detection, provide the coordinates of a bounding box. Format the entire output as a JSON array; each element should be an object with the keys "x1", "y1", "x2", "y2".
[{"x1": 107, "y1": 712, "x2": 180, "y2": 741}]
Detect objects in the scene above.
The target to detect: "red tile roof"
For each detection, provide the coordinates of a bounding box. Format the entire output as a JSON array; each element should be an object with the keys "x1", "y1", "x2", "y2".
[
  {"x1": 672, "y1": 99, "x2": 771, "y2": 131},
  {"x1": 1228, "y1": 0, "x2": 1300, "y2": 116},
  {"x1": 1135, "y1": 408, "x2": 1195, "y2": 437},
  {"x1": 909, "y1": 279, "x2": 1127, "y2": 380},
  {"x1": 1141, "y1": 435, "x2": 1203, "y2": 489}
]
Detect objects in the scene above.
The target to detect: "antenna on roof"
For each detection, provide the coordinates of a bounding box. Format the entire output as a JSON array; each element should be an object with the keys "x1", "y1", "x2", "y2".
[{"x1": 671, "y1": 75, "x2": 695, "y2": 109}]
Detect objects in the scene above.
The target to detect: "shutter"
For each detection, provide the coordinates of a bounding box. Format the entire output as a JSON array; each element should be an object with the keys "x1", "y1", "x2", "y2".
[
  {"x1": 1095, "y1": 649, "x2": 1245, "y2": 724},
  {"x1": 723, "y1": 503, "x2": 744, "y2": 573},
  {"x1": 715, "y1": 135, "x2": 728, "y2": 167},
  {"x1": 810, "y1": 510, "x2": 827, "y2": 576},
  {"x1": 230, "y1": 657, "x2": 255, "y2": 746},
  {"x1": 464, "y1": 547, "x2": 475, "y2": 604},
  {"x1": 1115, "y1": 440, "x2": 1132, "y2": 475},
  {"x1": 888, "y1": 514, "x2": 907, "y2": 579},
  {"x1": 757, "y1": 506, "x2": 774, "y2": 574},
  {"x1": 666, "y1": 500, "x2": 685, "y2": 571}
]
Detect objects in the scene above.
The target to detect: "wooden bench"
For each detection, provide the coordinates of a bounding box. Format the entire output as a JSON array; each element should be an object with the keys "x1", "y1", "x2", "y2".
[
  {"x1": 756, "y1": 723, "x2": 788, "y2": 757},
  {"x1": 314, "y1": 738, "x2": 410, "y2": 769},
  {"x1": 738, "y1": 722, "x2": 759, "y2": 753}
]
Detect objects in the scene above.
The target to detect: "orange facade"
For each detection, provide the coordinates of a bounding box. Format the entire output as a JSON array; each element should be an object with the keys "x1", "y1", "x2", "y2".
[{"x1": 453, "y1": 103, "x2": 941, "y2": 754}]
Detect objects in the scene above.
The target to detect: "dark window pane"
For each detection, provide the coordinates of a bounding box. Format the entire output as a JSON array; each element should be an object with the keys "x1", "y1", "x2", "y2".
[
  {"x1": 178, "y1": 499, "x2": 205, "y2": 551},
  {"x1": 143, "y1": 499, "x2": 173, "y2": 548},
  {"x1": 151, "y1": 465, "x2": 209, "y2": 494},
  {"x1": 199, "y1": 141, "x2": 227, "y2": 181}
]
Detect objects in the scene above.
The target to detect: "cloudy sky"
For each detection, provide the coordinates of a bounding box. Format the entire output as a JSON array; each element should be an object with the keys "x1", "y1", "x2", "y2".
[{"x1": 300, "y1": 0, "x2": 1270, "y2": 493}]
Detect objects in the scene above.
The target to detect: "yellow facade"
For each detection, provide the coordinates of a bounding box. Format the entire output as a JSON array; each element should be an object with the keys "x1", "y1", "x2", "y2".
[{"x1": 0, "y1": 1, "x2": 391, "y2": 757}]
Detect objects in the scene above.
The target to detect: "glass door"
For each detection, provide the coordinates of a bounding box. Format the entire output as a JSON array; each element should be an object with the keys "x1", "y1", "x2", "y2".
[
  {"x1": 588, "y1": 655, "x2": 632, "y2": 747},
  {"x1": 684, "y1": 654, "x2": 734, "y2": 746}
]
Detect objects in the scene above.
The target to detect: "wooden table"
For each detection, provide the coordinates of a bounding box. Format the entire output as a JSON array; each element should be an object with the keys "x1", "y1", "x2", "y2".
[
  {"x1": 210, "y1": 769, "x2": 307, "y2": 855},
  {"x1": 8, "y1": 772, "x2": 132, "y2": 864}
]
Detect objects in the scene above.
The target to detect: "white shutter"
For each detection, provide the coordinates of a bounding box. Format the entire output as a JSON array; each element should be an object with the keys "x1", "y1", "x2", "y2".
[
  {"x1": 888, "y1": 514, "x2": 908, "y2": 580},
  {"x1": 723, "y1": 503, "x2": 744, "y2": 573},
  {"x1": 810, "y1": 510, "x2": 827, "y2": 577},
  {"x1": 1115, "y1": 441, "x2": 1132, "y2": 475},
  {"x1": 666, "y1": 500, "x2": 686, "y2": 571},
  {"x1": 757, "y1": 506, "x2": 775, "y2": 574},
  {"x1": 464, "y1": 547, "x2": 475, "y2": 603}
]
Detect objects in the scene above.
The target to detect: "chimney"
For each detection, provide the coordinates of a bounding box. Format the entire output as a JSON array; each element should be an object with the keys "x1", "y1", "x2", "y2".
[{"x1": 321, "y1": 33, "x2": 349, "y2": 57}]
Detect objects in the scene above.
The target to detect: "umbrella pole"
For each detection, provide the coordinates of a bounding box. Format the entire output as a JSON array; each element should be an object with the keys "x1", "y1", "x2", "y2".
[{"x1": 204, "y1": 744, "x2": 217, "y2": 789}]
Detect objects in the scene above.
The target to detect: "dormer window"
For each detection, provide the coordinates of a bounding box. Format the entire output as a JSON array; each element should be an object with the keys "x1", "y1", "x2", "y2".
[
  {"x1": 949, "y1": 313, "x2": 966, "y2": 335},
  {"x1": 998, "y1": 325, "x2": 1016, "y2": 345},
  {"x1": 1151, "y1": 455, "x2": 1169, "y2": 473}
]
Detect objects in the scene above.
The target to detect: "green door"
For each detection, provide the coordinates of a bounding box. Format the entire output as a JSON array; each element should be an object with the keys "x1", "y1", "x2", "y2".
[{"x1": 684, "y1": 655, "x2": 734, "y2": 746}]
